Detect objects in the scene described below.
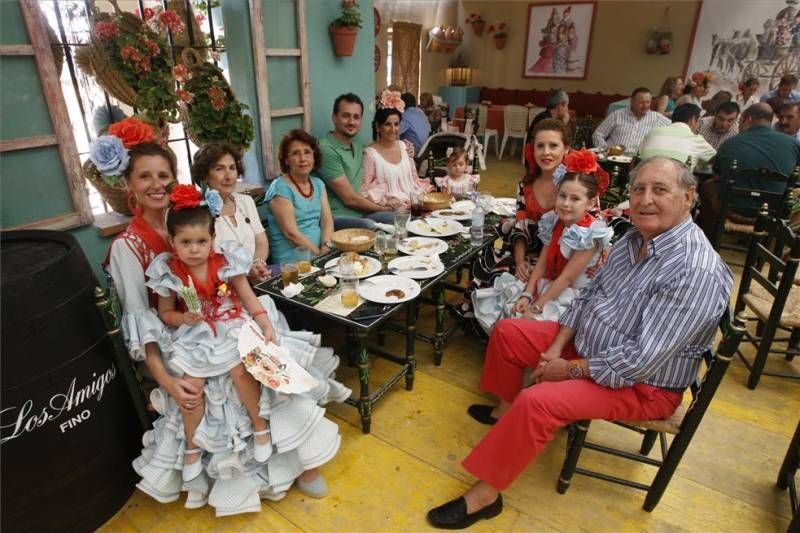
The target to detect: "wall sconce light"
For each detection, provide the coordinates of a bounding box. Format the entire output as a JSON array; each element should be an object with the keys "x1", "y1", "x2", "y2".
[{"x1": 447, "y1": 55, "x2": 471, "y2": 86}]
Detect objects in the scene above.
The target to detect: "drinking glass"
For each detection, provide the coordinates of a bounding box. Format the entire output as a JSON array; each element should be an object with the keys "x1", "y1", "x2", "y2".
[
  {"x1": 374, "y1": 231, "x2": 388, "y2": 272},
  {"x1": 394, "y1": 208, "x2": 410, "y2": 241},
  {"x1": 383, "y1": 233, "x2": 399, "y2": 263},
  {"x1": 280, "y1": 261, "x2": 299, "y2": 288},
  {"x1": 338, "y1": 254, "x2": 355, "y2": 276},
  {"x1": 339, "y1": 274, "x2": 359, "y2": 308},
  {"x1": 295, "y1": 247, "x2": 312, "y2": 274},
  {"x1": 410, "y1": 192, "x2": 425, "y2": 217}
]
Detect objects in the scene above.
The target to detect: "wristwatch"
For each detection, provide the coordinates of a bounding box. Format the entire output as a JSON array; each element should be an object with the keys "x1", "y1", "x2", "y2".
[
  {"x1": 567, "y1": 360, "x2": 584, "y2": 380},
  {"x1": 322, "y1": 240, "x2": 333, "y2": 249}
]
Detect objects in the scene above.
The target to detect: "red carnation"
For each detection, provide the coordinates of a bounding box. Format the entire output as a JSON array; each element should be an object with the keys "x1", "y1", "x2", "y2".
[
  {"x1": 170, "y1": 184, "x2": 202, "y2": 210},
  {"x1": 107, "y1": 117, "x2": 154, "y2": 148},
  {"x1": 565, "y1": 148, "x2": 599, "y2": 174}
]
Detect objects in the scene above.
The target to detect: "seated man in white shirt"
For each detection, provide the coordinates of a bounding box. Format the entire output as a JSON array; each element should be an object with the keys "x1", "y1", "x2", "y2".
[
  {"x1": 697, "y1": 101, "x2": 740, "y2": 150},
  {"x1": 592, "y1": 87, "x2": 670, "y2": 150},
  {"x1": 639, "y1": 103, "x2": 716, "y2": 170}
]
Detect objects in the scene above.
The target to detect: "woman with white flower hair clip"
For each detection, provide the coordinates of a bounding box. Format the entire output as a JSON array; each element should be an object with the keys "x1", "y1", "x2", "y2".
[{"x1": 360, "y1": 89, "x2": 433, "y2": 207}]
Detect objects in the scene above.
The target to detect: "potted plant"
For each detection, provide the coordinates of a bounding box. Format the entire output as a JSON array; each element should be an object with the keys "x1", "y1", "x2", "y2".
[
  {"x1": 489, "y1": 23, "x2": 508, "y2": 50},
  {"x1": 330, "y1": 0, "x2": 363, "y2": 57},
  {"x1": 177, "y1": 50, "x2": 255, "y2": 150},
  {"x1": 465, "y1": 13, "x2": 485, "y2": 36}
]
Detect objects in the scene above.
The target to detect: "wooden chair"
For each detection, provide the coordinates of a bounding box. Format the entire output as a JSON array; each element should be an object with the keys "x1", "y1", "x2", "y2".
[
  {"x1": 556, "y1": 311, "x2": 744, "y2": 511},
  {"x1": 712, "y1": 162, "x2": 798, "y2": 257},
  {"x1": 778, "y1": 418, "x2": 800, "y2": 533},
  {"x1": 733, "y1": 209, "x2": 800, "y2": 389},
  {"x1": 499, "y1": 105, "x2": 528, "y2": 162}
]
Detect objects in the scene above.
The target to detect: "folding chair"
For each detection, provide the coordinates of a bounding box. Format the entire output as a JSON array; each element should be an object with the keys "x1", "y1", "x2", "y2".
[
  {"x1": 556, "y1": 311, "x2": 744, "y2": 511},
  {"x1": 733, "y1": 208, "x2": 800, "y2": 389},
  {"x1": 712, "y1": 162, "x2": 798, "y2": 261},
  {"x1": 499, "y1": 105, "x2": 529, "y2": 162}
]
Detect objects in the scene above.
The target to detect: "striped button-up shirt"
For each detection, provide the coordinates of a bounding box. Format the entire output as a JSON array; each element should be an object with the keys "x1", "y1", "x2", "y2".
[
  {"x1": 559, "y1": 217, "x2": 732, "y2": 389},
  {"x1": 697, "y1": 116, "x2": 738, "y2": 150},
  {"x1": 592, "y1": 108, "x2": 670, "y2": 150}
]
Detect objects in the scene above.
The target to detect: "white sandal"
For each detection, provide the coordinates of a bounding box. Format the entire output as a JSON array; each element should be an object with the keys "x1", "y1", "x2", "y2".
[
  {"x1": 253, "y1": 428, "x2": 272, "y2": 463},
  {"x1": 183, "y1": 448, "x2": 203, "y2": 482}
]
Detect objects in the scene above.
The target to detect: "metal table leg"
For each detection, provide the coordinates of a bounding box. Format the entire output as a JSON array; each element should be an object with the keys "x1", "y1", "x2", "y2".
[
  {"x1": 405, "y1": 300, "x2": 418, "y2": 391},
  {"x1": 355, "y1": 328, "x2": 371, "y2": 433},
  {"x1": 433, "y1": 284, "x2": 446, "y2": 366}
]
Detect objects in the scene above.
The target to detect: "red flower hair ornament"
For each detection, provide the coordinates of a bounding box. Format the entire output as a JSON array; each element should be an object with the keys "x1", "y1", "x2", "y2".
[
  {"x1": 169, "y1": 184, "x2": 223, "y2": 216},
  {"x1": 556, "y1": 148, "x2": 610, "y2": 197}
]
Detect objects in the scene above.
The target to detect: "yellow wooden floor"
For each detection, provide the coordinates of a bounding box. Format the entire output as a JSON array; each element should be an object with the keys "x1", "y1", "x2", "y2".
[{"x1": 100, "y1": 154, "x2": 799, "y2": 532}]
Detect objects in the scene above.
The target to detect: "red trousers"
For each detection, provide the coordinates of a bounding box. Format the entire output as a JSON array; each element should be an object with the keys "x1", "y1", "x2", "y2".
[{"x1": 463, "y1": 319, "x2": 683, "y2": 491}]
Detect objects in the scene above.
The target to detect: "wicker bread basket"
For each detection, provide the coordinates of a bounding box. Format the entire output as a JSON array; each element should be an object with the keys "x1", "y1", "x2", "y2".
[
  {"x1": 332, "y1": 228, "x2": 376, "y2": 252},
  {"x1": 422, "y1": 192, "x2": 452, "y2": 211},
  {"x1": 82, "y1": 159, "x2": 133, "y2": 215}
]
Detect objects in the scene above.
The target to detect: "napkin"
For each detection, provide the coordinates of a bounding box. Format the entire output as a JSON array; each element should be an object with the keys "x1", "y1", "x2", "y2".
[
  {"x1": 314, "y1": 293, "x2": 365, "y2": 316},
  {"x1": 375, "y1": 222, "x2": 395, "y2": 233},
  {"x1": 281, "y1": 282, "x2": 304, "y2": 298}
]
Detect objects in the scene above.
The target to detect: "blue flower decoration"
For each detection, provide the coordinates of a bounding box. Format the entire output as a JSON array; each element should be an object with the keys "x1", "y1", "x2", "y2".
[
  {"x1": 89, "y1": 135, "x2": 129, "y2": 179},
  {"x1": 552, "y1": 163, "x2": 567, "y2": 187},
  {"x1": 203, "y1": 188, "x2": 223, "y2": 217}
]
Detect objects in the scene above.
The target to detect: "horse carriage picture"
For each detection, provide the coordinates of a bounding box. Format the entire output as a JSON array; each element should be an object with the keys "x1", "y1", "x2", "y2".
[{"x1": 709, "y1": 0, "x2": 799, "y2": 90}]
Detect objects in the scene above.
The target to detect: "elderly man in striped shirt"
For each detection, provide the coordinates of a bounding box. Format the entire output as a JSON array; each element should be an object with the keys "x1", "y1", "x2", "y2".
[
  {"x1": 427, "y1": 157, "x2": 732, "y2": 529},
  {"x1": 592, "y1": 87, "x2": 670, "y2": 150}
]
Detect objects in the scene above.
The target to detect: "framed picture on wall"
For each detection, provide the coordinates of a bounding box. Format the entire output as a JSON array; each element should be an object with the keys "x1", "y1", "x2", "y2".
[{"x1": 523, "y1": 1, "x2": 597, "y2": 80}]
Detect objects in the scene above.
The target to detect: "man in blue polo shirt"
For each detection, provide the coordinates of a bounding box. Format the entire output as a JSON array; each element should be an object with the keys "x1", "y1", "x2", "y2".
[
  {"x1": 318, "y1": 93, "x2": 395, "y2": 230},
  {"x1": 697, "y1": 102, "x2": 800, "y2": 239},
  {"x1": 399, "y1": 93, "x2": 431, "y2": 154}
]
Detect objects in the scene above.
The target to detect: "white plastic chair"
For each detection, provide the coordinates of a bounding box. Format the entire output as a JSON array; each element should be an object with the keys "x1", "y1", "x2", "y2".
[
  {"x1": 499, "y1": 105, "x2": 529, "y2": 161},
  {"x1": 463, "y1": 118, "x2": 474, "y2": 137},
  {"x1": 478, "y1": 104, "x2": 498, "y2": 158}
]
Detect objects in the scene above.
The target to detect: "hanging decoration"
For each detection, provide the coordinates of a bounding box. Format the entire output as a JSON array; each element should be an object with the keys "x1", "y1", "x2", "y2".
[
  {"x1": 330, "y1": 0, "x2": 363, "y2": 57},
  {"x1": 489, "y1": 23, "x2": 508, "y2": 50},
  {"x1": 427, "y1": 25, "x2": 463, "y2": 52},
  {"x1": 465, "y1": 13, "x2": 485, "y2": 36},
  {"x1": 645, "y1": 7, "x2": 673, "y2": 55}
]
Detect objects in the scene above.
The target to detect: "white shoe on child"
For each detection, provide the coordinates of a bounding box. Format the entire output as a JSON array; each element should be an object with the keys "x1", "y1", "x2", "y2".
[
  {"x1": 183, "y1": 448, "x2": 203, "y2": 482},
  {"x1": 253, "y1": 429, "x2": 272, "y2": 463}
]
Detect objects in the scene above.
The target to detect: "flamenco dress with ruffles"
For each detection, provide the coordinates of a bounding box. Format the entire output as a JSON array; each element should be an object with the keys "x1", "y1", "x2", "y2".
[
  {"x1": 135, "y1": 240, "x2": 350, "y2": 516},
  {"x1": 472, "y1": 211, "x2": 612, "y2": 333}
]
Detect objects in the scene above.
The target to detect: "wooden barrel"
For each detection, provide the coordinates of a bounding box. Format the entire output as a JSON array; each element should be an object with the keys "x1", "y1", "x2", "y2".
[{"x1": 1, "y1": 230, "x2": 141, "y2": 532}]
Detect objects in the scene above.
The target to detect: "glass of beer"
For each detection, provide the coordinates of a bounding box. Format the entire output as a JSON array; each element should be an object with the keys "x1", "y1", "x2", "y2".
[
  {"x1": 374, "y1": 231, "x2": 388, "y2": 272},
  {"x1": 280, "y1": 261, "x2": 299, "y2": 288},
  {"x1": 339, "y1": 274, "x2": 359, "y2": 308},
  {"x1": 295, "y1": 247, "x2": 312, "y2": 274},
  {"x1": 383, "y1": 234, "x2": 399, "y2": 263}
]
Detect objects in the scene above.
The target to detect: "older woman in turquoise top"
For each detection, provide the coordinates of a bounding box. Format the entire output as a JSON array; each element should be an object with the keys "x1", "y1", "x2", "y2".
[{"x1": 265, "y1": 129, "x2": 334, "y2": 264}]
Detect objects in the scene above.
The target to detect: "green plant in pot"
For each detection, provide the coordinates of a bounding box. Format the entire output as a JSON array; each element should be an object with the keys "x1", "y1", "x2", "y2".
[
  {"x1": 330, "y1": 0, "x2": 363, "y2": 57},
  {"x1": 177, "y1": 50, "x2": 254, "y2": 150}
]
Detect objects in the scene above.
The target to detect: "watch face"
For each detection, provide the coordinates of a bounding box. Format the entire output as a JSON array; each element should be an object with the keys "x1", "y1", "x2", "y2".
[{"x1": 568, "y1": 362, "x2": 583, "y2": 379}]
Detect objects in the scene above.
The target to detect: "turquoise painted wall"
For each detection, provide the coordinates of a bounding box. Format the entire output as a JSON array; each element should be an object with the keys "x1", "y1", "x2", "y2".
[{"x1": 305, "y1": 0, "x2": 375, "y2": 145}]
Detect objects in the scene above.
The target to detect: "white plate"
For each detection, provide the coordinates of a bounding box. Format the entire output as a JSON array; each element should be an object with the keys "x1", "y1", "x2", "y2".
[
  {"x1": 387, "y1": 255, "x2": 445, "y2": 279},
  {"x1": 607, "y1": 155, "x2": 632, "y2": 163},
  {"x1": 397, "y1": 237, "x2": 449, "y2": 256},
  {"x1": 298, "y1": 265, "x2": 320, "y2": 279},
  {"x1": 324, "y1": 255, "x2": 381, "y2": 279},
  {"x1": 430, "y1": 207, "x2": 473, "y2": 221},
  {"x1": 490, "y1": 197, "x2": 517, "y2": 216},
  {"x1": 407, "y1": 218, "x2": 464, "y2": 237},
  {"x1": 357, "y1": 275, "x2": 421, "y2": 304}
]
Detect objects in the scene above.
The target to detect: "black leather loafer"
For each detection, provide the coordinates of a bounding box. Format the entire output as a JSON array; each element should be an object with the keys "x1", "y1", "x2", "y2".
[
  {"x1": 467, "y1": 404, "x2": 498, "y2": 425},
  {"x1": 426, "y1": 494, "x2": 503, "y2": 529}
]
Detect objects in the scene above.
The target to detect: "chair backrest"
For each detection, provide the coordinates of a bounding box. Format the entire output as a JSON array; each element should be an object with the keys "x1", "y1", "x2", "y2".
[
  {"x1": 713, "y1": 162, "x2": 799, "y2": 245},
  {"x1": 734, "y1": 210, "x2": 800, "y2": 321},
  {"x1": 464, "y1": 118, "x2": 474, "y2": 137},
  {"x1": 504, "y1": 105, "x2": 529, "y2": 137},
  {"x1": 477, "y1": 104, "x2": 489, "y2": 135},
  {"x1": 681, "y1": 309, "x2": 744, "y2": 435},
  {"x1": 414, "y1": 132, "x2": 470, "y2": 172}
]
